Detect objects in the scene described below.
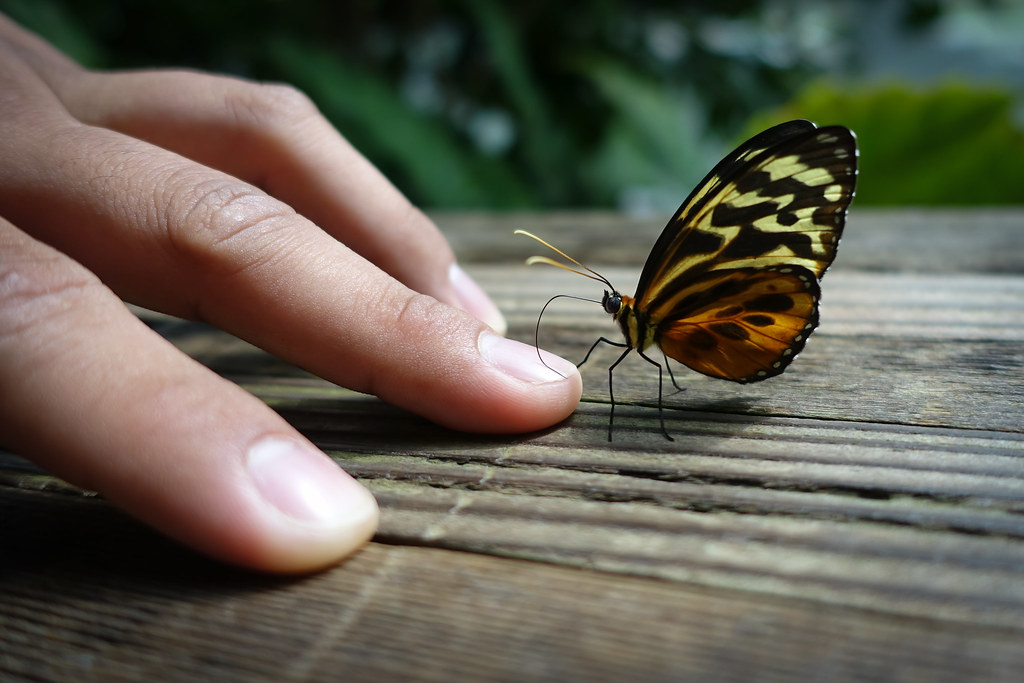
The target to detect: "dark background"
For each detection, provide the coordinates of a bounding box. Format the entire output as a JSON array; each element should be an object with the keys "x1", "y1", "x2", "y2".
[{"x1": 2, "y1": 0, "x2": 1022, "y2": 210}]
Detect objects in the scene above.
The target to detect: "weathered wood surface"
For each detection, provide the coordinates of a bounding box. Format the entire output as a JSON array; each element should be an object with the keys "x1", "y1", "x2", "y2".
[{"x1": 2, "y1": 208, "x2": 1023, "y2": 681}]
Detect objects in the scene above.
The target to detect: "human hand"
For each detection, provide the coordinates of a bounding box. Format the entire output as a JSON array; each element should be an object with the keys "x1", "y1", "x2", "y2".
[{"x1": 0, "y1": 16, "x2": 581, "y2": 572}]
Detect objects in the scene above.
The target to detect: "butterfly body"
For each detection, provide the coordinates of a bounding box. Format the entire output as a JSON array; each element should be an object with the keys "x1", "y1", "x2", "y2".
[{"x1": 519, "y1": 119, "x2": 858, "y2": 440}]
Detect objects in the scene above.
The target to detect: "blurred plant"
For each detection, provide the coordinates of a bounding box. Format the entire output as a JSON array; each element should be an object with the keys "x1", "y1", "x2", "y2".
[
  {"x1": 270, "y1": 37, "x2": 534, "y2": 207},
  {"x1": 748, "y1": 81, "x2": 1024, "y2": 205},
  {"x1": 1, "y1": 0, "x2": 1017, "y2": 208}
]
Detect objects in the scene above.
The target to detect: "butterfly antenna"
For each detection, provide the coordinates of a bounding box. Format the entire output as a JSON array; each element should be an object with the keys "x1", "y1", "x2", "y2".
[
  {"x1": 514, "y1": 230, "x2": 615, "y2": 290},
  {"x1": 532, "y1": 293, "x2": 602, "y2": 376}
]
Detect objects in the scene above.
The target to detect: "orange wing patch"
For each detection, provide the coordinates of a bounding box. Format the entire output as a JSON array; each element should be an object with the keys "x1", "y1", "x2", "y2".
[{"x1": 656, "y1": 266, "x2": 820, "y2": 382}]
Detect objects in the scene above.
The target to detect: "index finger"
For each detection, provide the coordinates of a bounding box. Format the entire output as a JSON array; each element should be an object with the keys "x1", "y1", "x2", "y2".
[
  {"x1": 1, "y1": 107, "x2": 581, "y2": 434},
  {"x1": 73, "y1": 72, "x2": 509, "y2": 331}
]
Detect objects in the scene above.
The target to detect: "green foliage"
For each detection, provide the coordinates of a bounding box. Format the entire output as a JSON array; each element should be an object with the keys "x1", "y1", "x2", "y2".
[
  {"x1": 2, "y1": 1, "x2": 1021, "y2": 208},
  {"x1": 748, "y1": 82, "x2": 1024, "y2": 205},
  {"x1": 0, "y1": 0, "x2": 100, "y2": 64},
  {"x1": 572, "y1": 56, "x2": 721, "y2": 208},
  {"x1": 0, "y1": 0, "x2": 812, "y2": 209},
  {"x1": 460, "y1": 0, "x2": 569, "y2": 204},
  {"x1": 269, "y1": 37, "x2": 533, "y2": 208}
]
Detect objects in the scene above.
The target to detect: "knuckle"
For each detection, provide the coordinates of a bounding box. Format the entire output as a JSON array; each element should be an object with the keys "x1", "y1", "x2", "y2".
[
  {"x1": 389, "y1": 290, "x2": 448, "y2": 333},
  {"x1": 162, "y1": 175, "x2": 296, "y2": 278},
  {"x1": 375, "y1": 289, "x2": 462, "y2": 374},
  {"x1": 223, "y1": 81, "x2": 320, "y2": 133},
  {"x1": 0, "y1": 241, "x2": 106, "y2": 341}
]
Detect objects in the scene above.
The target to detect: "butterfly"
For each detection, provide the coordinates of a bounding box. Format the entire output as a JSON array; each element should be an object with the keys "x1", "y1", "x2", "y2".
[{"x1": 518, "y1": 119, "x2": 858, "y2": 440}]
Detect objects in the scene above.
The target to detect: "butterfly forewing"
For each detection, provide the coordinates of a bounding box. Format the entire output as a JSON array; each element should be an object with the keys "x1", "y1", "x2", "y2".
[
  {"x1": 637, "y1": 122, "x2": 857, "y2": 310},
  {"x1": 656, "y1": 120, "x2": 818, "y2": 236},
  {"x1": 707, "y1": 127, "x2": 857, "y2": 277}
]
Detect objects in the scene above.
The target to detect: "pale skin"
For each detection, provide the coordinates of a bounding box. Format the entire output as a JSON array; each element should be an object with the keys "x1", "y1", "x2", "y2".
[{"x1": 0, "y1": 15, "x2": 582, "y2": 573}]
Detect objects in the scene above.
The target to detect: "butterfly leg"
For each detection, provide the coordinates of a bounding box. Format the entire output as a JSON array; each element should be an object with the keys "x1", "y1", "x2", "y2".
[
  {"x1": 605, "y1": 345, "x2": 634, "y2": 442},
  {"x1": 577, "y1": 336, "x2": 627, "y2": 369},
  {"x1": 639, "y1": 349, "x2": 674, "y2": 441},
  {"x1": 662, "y1": 352, "x2": 686, "y2": 394},
  {"x1": 576, "y1": 337, "x2": 630, "y2": 440},
  {"x1": 578, "y1": 337, "x2": 656, "y2": 441}
]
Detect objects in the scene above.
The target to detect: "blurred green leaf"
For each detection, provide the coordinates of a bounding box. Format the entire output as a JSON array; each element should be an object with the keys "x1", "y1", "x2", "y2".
[
  {"x1": 0, "y1": 0, "x2": 104, "y2": 66},
  {"x1": 573, "y1": 56, "x2": 722, "y2": 211},
  {"x1": 268, "y1": 37, "x2": 533, "y2": 208},
  {"x1": 3, "y1": 1, "x2": 1019, "y2": 209},
  {"x1": 461, "y1": 0, "x2": 568, "y2": 203},
  {"x1": 749, "y1": 82, "x2": 1024, "y2": 205}
]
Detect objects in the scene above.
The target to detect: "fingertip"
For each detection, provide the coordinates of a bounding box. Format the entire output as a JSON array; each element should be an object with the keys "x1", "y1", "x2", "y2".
[
  {"x1": 477, "y1": 331, "x2": 578, "y2": 385},
  {"x1": 239, "y1": 435, "x2": 378, "y2": 573},
  {"x1": 465, "y1": 331, "x2": 582, "y2": 433}
]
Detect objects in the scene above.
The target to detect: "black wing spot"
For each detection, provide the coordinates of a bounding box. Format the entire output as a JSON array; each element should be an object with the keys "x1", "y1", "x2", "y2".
[
  {"x1": 687, "y1": 329, "x2": 719, "y2": 351},
  {"x1": 778, "y1": 211, "x2": 798, "y2": 226},
  {"x1": 747, "y1": 293, "x2": 794, "y2": 312},
  {"x1": 743, "y1": 314, "x2": 774, "y2": 326},
  {"x1": 710, "y1": 322, "x2": 750, "y2": 341},
  {"x1": 684, "y1": 228, "x2": 727, "y2": 256}
]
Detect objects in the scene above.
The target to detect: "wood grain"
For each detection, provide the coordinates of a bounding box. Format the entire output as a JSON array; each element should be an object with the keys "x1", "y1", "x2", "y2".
[
  {"x1": 3, "y1": 486, "x2": 1021, "y2": 682},
  {"x1": 2, "y1": 208, "x2": 1023, "y2": 681}
]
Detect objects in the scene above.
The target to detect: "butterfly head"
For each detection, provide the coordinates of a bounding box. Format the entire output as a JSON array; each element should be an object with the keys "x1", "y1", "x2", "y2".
[{"x1": 601, "y1": 290, "x2": 622, "y2": 316}]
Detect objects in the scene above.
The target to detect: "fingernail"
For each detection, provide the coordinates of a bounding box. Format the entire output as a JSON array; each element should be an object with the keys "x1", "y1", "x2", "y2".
[
  {"x1": 450, "y1": 263, "x2": 508, "y2": 336},
  {"x1": 478, "y1": 331, "x2": 578, "y2": 384},
  {"x1": 247, "y1": 436, "x2": 377, "y2": 526}
]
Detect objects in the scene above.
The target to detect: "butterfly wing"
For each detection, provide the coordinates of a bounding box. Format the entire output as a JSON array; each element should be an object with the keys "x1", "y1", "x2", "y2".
[
  {"x1": 655, "y1": 266, "x2": 820, "y2": 382},
  {"x1": 632, "y1": 120, "x2": 857, "y2": 381}
]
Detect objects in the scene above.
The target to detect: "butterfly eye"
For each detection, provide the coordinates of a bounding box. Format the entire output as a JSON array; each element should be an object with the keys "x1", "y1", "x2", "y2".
[{"x1": 602, "y1": 291, "x2": 622, "y2": 315}]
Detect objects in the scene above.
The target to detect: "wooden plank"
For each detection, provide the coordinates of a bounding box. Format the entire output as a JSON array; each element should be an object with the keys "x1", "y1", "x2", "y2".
[
  {"x1": 494, "y1": 268, "x2": 1024, "y2": 341},
  {"x1": 2, "y1": 209, "x2": 1023, "y2": 680},
  {"x1": 151, "y1": 266, "x2": 1024, "y2": 431},
  {"x1": 2, "y1": 485, "x2": 1023, "y2": 682},
  {"x1": 8, "y1": 382, "x2": 1021, "y2": 629},
  {"x1": 275, "y1": 394, "x2": 1024, "y2": 627}
]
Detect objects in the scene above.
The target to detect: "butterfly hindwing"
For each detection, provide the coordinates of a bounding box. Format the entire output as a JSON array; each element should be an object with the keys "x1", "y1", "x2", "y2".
[{"x1": 654, "y1": 266, "x2": 820, "y2": 382}]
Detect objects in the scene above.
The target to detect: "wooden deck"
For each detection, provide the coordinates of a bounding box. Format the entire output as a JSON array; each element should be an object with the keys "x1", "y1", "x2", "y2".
[{"x1": 2, "y1": 208, "x2": 1023, "y2": 681}]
